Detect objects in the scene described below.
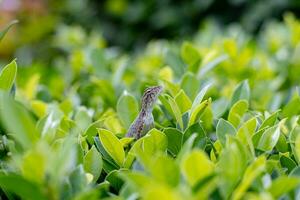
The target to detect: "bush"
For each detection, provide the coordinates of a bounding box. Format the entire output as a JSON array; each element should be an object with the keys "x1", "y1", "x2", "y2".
[{"x1": 1, "y1": 13, "x2": 300, "y2": 200}]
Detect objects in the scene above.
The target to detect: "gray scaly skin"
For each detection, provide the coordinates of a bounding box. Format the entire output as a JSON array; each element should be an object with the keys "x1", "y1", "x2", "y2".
[{"x1": 126, "y1": 86, "x2": 163, "y2": 139}]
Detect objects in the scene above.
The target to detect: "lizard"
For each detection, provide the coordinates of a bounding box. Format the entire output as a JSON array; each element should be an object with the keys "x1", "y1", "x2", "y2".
[{"x1": 126, "y1": 85, "x2": 163, "y2": 139}]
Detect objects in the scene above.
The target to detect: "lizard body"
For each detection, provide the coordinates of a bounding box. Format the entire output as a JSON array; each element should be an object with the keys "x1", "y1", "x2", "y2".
[{"x1": 126, "y1": 86, "x2": 163, "y2": 139}]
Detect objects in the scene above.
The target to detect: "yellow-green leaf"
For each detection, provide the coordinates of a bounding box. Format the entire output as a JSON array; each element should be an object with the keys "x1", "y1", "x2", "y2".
[
  {"x1": 175, "y1": 90, "x2": 192, "y2": 114},
  {"x1": 228, "y1": 100, "x2": 248, "y2": 128},
  {"x1": 181, "y1": 150, "x2": 214, "y2": 186},
  {"x1": 98, "y1": 129, "x2": 125, "y2": 166},
  {"x1": 0, "y1": 60, "x2": 17, "y2": 91}
]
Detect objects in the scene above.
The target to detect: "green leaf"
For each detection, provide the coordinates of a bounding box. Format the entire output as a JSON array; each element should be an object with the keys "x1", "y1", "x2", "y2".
[
  {"x1": 0, "y1": 173, "x2": 47, "y2": 200},
  {"x1": 174, "y1": 90, "x2": 192, "y2": 114},
  {"x1": 230, "y1": 80, "x2": 250, "y2": 107},
  {"x1": 84, "y1": 120, "x2": 103, "y2": 145},
  {"x1": 188, "y1": 99, "x2": 210, "y2": 127},
  {"x1": 149, "y1": 154, "x2": 180, "y2": 187},
  {"x1": 0, "y1": 60, "x2": 17, "y2": 91},
  {"x1": 267, "y1": 176, "x2": 300, "y2": 198},
  {"x1": 181, "y1": 150, "x2": 214, "y2": 186},
  {"x1": 289, "y1": 126, "x2": 300, "y2": 144},
  {"x1": 74, "y1": 107, "x2": 92, "y2": 132},
  {"x1": 295, "y1": 134, "x2": 300, "y2": 162},
  {"x1": 232, "y1": 156, "x2": 266, "y2": 200},
  {"x1": 183, "y1": 122, "x2": 206, "y2": 149},
  {"x1": 190, "y1": 84, "x2": 210, "y2": 113},
  {"x1": 176, "y1": 134, "x2": 197, "y2": 164},
  {"x1": 165, "y1": 94, "x2": 184, "y2": 129},
  {"x1": 259, "y1": 111, "x2": 279, "y2": 130},
  {"x1": 105, "y1": 169, "x2": 126, "y2": 192},
  {"x1": 69, "y1": 165, "x2": 87, "y2": 194},
  {"x1": 180, "y1": 72, "x2": 199, "y2": 100},
  {"x1": 180, "y1": 42, "x2": 200, "y2": 65},
  {"x1": 280, "y1": 154, "x2": 297, "y2": 173},
  {"x1": 237, "y1": 117, "x2": 257, "y2": 156},
  {"x1": 282, "y1": 96, "x2": 300, "y2": 118},
  {"x1": 83, "y1": 146, "x2": 103, "y2": 182},
  {"x1": 143, "y1": 128, "x2": 168, "y2": 155},
  {"x1": 257, "y1": 125, "x2": 281, "y2": 152},
  {"x1": 0, "y1": 92, "x2": 39, "y2": 149},
  {"x1": 197, "y1": 54, "x2": 228, "y2": 77},
  {"x1": 228, "y1": 100, "x2": 248, "y2": 128},
  {"x1": 165, "y1": 50, "x2": 185, "y2": 78},
  {"x1": 216, "y1": 119, "x2": 237, "y2": 146},
  {"x1": 117, "y1": 91, "x2": 139, "y2": 129},
  {"x1": 276, "y1": 133, "x2": 289, "y2": 153},
  {"x1": 21, "y1": 146, "x2": 47, "y2": 184},
  {"x1": 134, "y1": 129, "x2": 168, "y2": 167},
  {"x1": 0, "y1": 20, "x2": 18, "y2": 42},
  {"x1": 217, "y1": 137, "x2": 247, "y2": 199},
  {"x1": 212, "y1": 98, "x2": 229, "y2": 119},
  {"x1": 98, "y1": 129, "x2": 125, "y2": 166},
  {"x1": 163, "y1": 128, "x2": 183, "y2": 156}
]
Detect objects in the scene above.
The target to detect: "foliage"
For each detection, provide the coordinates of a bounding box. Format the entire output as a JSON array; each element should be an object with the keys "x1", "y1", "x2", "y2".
[{"x1": 1, "y1": 12, "x2": 300, "y2": 200}]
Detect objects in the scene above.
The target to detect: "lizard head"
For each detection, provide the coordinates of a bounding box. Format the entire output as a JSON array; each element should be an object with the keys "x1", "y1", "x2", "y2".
[{"x1": 141, "y1": 85, "x2": 163, "y2": 112}]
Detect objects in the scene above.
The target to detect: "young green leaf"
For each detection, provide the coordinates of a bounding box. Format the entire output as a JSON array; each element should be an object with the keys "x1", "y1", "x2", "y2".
[
  {"x1": 230, "y1": 80, "x2": 250, "y2": 107},
  {"x1": 257, "y1": 125, "x2": 280, "y2": 152},
  {"x1": 188, "y1": 99, "x2": 210, "y2": 127},
  {"x1": 165, "y1": 94, "x2": 184, "y2": 129},
  {"x1": 83, "y1": 146, "x2": 103, "y2": 182},
  {"x1": 143, "y1": 128, "x2": 168, "y2": 155},
  {"x1": 180, "y1": 41, "x2": 200, "y2": 65},
  {"x1": 181, "y1": 150, "x2": 214, "y2": 186},
  {"x1": 0, "y1": 173, "x2": 47, "y2": 200},
  {"x1": 267, "y1": 176, "x2": 300, "y2": 198},
  {"x1": 228, "y1": 100, "x2": 248, "y2": 128},
  {"x1": 174, "y1": 90, "x2": 192, "y2": 114},
  {"x1": 0, "y1": 92, "x2": 39, "y2": 149},
  {"x1": 259, "y1": 110, "x2": 279, "y2": 130},
  {"x1": 163, "y1": 128, "x2": 183, "y2": 156},
  {"x1": 190, "y1": 84, "x2": 210, "y2": 113},
  {"x1": 217, "y1": 137, "x2": 247, "y2": 199},
  {"x1": 232, "y1": 156, "x2": 266, "y2": 200},
  {"x1": 0, "y1": 60, "x2": 17, "y2": 91},
  {"x1": 183, "y1": 122, "x2": 206, "y2": 149},
  {"x1": 216, "y1": 119, "x2": 237, "y2": 146},
  {"x1": 197, "y1": 54, "x2": 228, "y2": 77},
  {"x1": 180, "y1": 72, "x2": 199, "y2": 100},
  {"x1": 237, "y1": 117, "x2": 257, "y2": 155},
  {"x1": 117, "y1": 91, "x2": 139, "y2": 129},
  {"x1": 149, "y1": 154, "x2": 180, "y2": 187},
  {"x1": 98, "y1": 129, "x2": 125, "y2": 166}
]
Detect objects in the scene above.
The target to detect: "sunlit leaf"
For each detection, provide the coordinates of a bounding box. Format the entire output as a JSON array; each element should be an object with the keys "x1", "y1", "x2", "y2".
[
  {"x1": 0, "y1": 60, "x2": 17, "y2": 91},
  {"x1": 228, "y1": 100, "x2": 248, "y2": 128},
  {"x1": 257, "y1": 125, "x2": 281, "y2": 152},
  {"x1": 98, "y1": 129, "x2": 125, "y2": 166},
  {"x1": 0, "y1": 173, "x2": 47, "y2": 200},
  {"x1": 0, "y1": 92, "x2": 39, "y2": 149},
  {"x1": 267, "y1": 176, "x2": 300, "y2": 198},
  {"x1": 83, "y1": 145, "x2": 103, "y2": 182},
  {"x1": 174, "y1": 89, "x2": 192, "y2": 114},
  {"x1": 232, "y1": 156, "x2": 266, "y2": 200},
  {"x1": 216, "y1": 119, "x2": 237, "y2": 146},
  {"x1": 181, "y1": 150, "x2": 214, "y2": 186},
  {"x1": 117, "y1": 91, "x2": 139, "y2": 129},
  {"x1": 230, "y1": 80, "x2": 250, "y2": 107}
]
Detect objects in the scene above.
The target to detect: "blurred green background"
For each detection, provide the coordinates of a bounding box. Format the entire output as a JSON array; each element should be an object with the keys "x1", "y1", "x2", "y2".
[
  {"x1": 2, "y1": 1, "x2": 300, "y2": 199},
  {"x1": 1, "y1": 0, "x2": 300, "y2": 105},
  {"x1": 1, "y1": 0, "x2": 300, "y2": 59}
]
